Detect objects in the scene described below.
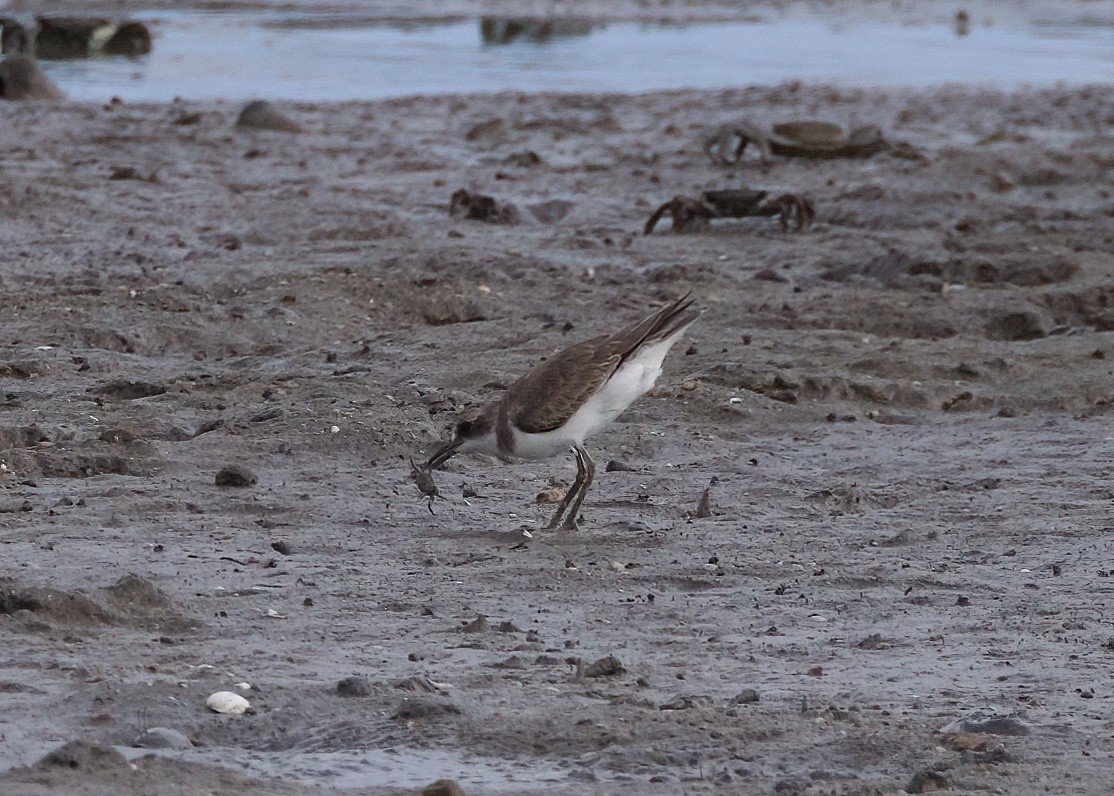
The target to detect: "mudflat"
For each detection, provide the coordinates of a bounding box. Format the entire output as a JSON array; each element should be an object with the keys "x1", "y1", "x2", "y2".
[{"x1": 0, "y1": 12, "x2": 1112, "y2": 795}]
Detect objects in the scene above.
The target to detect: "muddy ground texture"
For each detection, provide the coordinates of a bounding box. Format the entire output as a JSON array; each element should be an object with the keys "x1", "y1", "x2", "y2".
[{"x1": 0, "y1": 76, "x2": 1112, "y2": 796}]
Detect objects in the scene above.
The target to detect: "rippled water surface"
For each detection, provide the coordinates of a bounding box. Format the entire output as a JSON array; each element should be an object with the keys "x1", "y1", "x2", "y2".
[{"x1": 37, "y1": 11, "x2": 1114, "y2": 101}]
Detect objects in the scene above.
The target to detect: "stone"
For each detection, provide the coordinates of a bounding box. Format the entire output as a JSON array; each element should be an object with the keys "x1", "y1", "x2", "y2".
[
  {"x1": 336, "y1": 676, "x2": 372, "y2": 697},
  {"x1": 134, "y1": 726, "x2": 192, "y2": 750},
  {"x1": 236, "y1": 100, "x2": 302, "y2": 133},
  {"x1": 215, "y1": 465, "x2": 257, "y2": 487}
]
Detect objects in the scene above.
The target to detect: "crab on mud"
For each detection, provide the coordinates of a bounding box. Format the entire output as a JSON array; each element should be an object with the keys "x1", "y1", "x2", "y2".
[
  {"x1": 644, "y1": 188, "x2": 815, "y2": 234},
  {"x1": 703, "y1": 119, "x2": 889, "y2": 164}
]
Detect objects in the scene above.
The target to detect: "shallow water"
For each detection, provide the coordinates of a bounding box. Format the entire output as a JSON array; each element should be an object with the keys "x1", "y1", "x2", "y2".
[{"x1": 37, "y1": 11, "x2": 1114, "y2": 102}]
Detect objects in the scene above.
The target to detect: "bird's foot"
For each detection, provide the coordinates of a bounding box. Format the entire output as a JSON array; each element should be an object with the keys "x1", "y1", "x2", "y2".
[{"x1": 559, "y1": 514, "x2": 580, "y2": 532}]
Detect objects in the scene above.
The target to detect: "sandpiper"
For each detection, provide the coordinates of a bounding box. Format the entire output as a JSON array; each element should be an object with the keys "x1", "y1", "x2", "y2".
[{"x1": 427, "y1": 293, "x2": 700, "y2": 530}]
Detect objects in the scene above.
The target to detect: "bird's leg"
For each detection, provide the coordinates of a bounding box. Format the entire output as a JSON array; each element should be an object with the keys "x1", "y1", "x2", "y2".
[
  {"x1": 545, "y1": 445, "x2": 589, "y2": 530},
  {"x1": 559, "y1": 446, "x2": 595, "y2": 531},
  {"x1": 545, "y1": 448, "x2": 584, "y2": 530}
]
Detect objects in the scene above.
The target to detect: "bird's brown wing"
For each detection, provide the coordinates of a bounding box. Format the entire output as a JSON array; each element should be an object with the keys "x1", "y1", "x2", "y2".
[
  {"x1": 506, "y1": 293, "x2": 699, "y2": 435},
  {"x1": 505, "y1": 335, "x2": 620, "y2": 435}
]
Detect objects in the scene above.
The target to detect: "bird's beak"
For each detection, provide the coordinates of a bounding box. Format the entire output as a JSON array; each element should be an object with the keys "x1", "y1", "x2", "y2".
[{"x1": 427, "y1": 438, "x2": 461, "y2": 470}]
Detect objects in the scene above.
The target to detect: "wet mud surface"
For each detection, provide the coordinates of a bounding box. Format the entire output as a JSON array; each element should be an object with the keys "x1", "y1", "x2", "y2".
[{"x1": 0, "y1": 75, "x2": 1112, "y2": 794}]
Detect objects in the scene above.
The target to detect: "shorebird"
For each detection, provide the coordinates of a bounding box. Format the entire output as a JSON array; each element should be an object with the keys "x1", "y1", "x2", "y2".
[{"x1": 426, "y1": 293, "x2": 700, "y2": 530}]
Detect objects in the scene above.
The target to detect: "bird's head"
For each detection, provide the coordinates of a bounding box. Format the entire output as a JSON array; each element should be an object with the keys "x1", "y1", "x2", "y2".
[{"x1": 426, "y1": 405, "x2": 495, "y2": 469}]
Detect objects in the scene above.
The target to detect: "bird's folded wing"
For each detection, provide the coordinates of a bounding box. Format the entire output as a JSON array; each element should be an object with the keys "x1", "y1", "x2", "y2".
[{"x1": 507, "y1": 339, "x2": 619, "y2": 434}]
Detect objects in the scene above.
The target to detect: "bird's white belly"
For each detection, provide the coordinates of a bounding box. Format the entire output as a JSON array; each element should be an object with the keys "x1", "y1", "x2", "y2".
[{"x1": 510, "y1": 345, "x2": 669, "y2": 460}]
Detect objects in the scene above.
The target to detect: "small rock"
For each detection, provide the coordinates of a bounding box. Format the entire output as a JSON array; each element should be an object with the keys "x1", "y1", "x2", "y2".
[
  {"x1": 752, "y1": 267, "x2": 789, "y2": 283},
  {"x1": 105, "y1": 573, "x2": 169, "y2": 610},
  {"x1": 271, "y1": 540, "x2": 292, "y2": 555},
  {"x1": 449, "y1": 189, "x2": 520, "y2": 224},
  {"x1": 336, "y1": 676, "x2": 372, "y2": 697},
  {"x1": 108, "y1": 166, "x2": 155, "y2": 181},
  {"x1": 502, "y1": 150, "x2": 542, "y2": 167},
  {"x1": 102, "y1": 22, "x2": 153, "y2": 57},
  {"x1": 856, "y1": 633, "x2": 892, "y2": 650},
  {"x1": 939, "y1": 731, "x2": 992, "y2": 752},
  {"x1": 694, "y1": 488, "x2": 712, "y2": 518},
  {"x1": 422, "y1": 780, "x2": 466, "y2": 796},
  {"x1": 99, "y1": 427, "x2": 138, "y2": 444},
  {"x1": 940, "y1": 709, "x2": 1029, "y2": 736},
  {"x1": 907, "y1": 769, "x2": 950, "y2": 793},
  {"x1": 985, "y1": 310, "x2": 1048, "y2": 341},
  {"x1": 731, "y1": 688, "x2": 759, "y2": 704},
  {"x1": 581, "y1": 655, "x2": 625, "y2": 678},
  {"x1": 95, "y1": 379, "x2": 166, "y2": 400},
  {"x1": 775, "y1": 776, "x2": 883, "y2": 795},
  {"x1": 605, "y1": 459, "x2": 637, "y2": 472},
  {"x1": 395, "y1": 676, "x2": 445, "y2": 694},
  {"x1": 393, "y1": 697, "x2": 461, "y2": 720},
  {"x1": 205, "y1": 691, "x2": 250, "y2": 714},
  {"x1": 991, "y1": 171, "x2": 1015, "y2": 192},
  {"x1": 134, "y1": 726, "x2": 193, "y2": 750},
  {"x1": 464, "y1": 118, "x2": 509, "y2": 145},
  {"x1": 659, "y1": 694, "x2": 713, "y2": 711},
  {"x1": 525, "y1": 199, "x2": 575, "y2": 224},
  {"x1": 236, "y1": 100, "x2": 302, "y2": 133},
  {"x1": 211, "y1": 232, "x2": 242, "y2": 251},
  {"x1": 459, "y1": 615, "x2": 488, "y2": 633},
  {"x1": 215, "y1": 465, "x2": 257, "y2": 487},
  {"x1": 535, "y1": 486, "x2": 566, "y2": 504},
  {"x1": 38, "y1": 740, "x2": 127, "y2": 770}
]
